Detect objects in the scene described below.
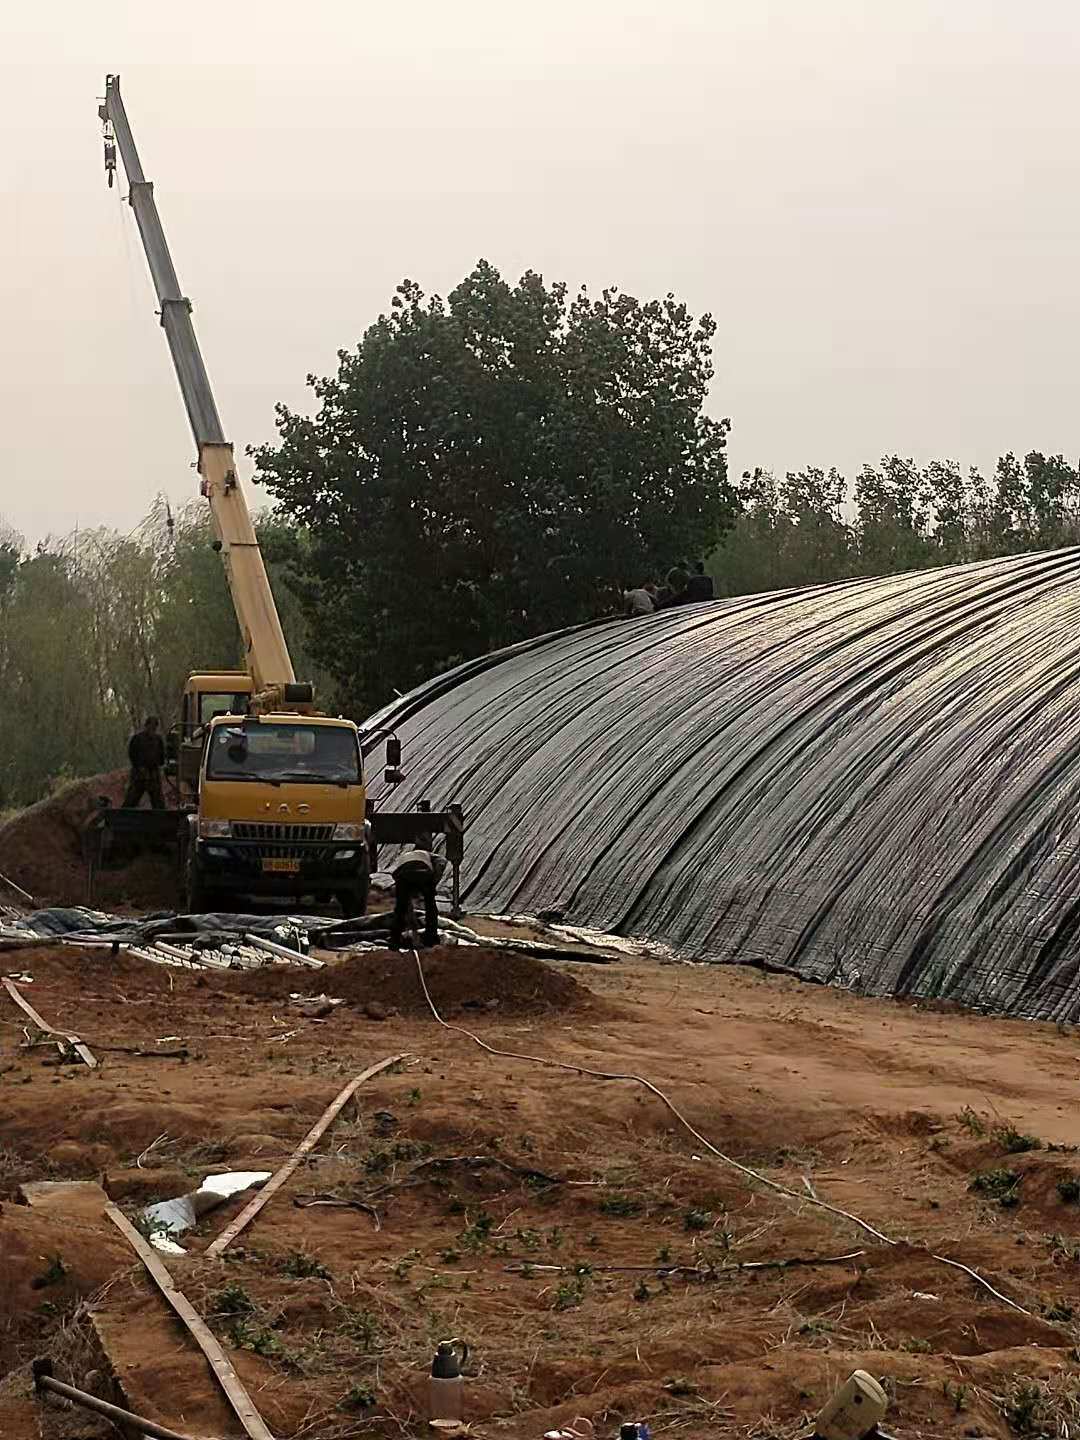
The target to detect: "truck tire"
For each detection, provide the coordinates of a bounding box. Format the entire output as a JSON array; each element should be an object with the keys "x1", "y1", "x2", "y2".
[
  {"x1": 337, "y1": 865, "x2": 370, "y2": 919},
  {"x1": 184, "y1": 848, "x2": 213, "y2": 914}
]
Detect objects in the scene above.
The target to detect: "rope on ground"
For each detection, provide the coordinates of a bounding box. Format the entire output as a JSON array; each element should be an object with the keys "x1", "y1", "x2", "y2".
[{"x1": 411, "y1": 950, "x2": 1032, "y2": 1317}]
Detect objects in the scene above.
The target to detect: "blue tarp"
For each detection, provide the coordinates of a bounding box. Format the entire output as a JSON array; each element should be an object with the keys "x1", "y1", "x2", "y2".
[{"x1": 366, "y1": 548, "x2": 1080, "y2": 1020}]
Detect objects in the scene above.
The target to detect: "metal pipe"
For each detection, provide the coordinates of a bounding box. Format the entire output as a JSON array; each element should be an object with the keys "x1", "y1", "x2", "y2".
[
  {"x1": 242, "y1": 932, "x2": 320, "y2": 967},
  {"x1": 32, "y1": 1361, "x2": 202, "y2": 1440}
]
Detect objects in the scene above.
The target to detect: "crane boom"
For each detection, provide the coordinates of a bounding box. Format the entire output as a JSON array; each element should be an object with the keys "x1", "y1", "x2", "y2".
[{"x1": 99, "y1": 72, "x2": 296, "y2": 693}]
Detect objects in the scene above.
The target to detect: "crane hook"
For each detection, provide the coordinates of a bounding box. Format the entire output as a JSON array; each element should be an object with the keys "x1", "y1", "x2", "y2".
[{"x1": 102, "y1": 109, "x2": 117, "y2": 189}]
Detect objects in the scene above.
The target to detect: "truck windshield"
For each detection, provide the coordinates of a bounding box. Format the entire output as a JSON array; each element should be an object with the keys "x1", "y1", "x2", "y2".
[
  {"x1": 200, "y1": 692, "x2": 249, "y2": 726},
  {"x1": 205, "y1": 722, "x2": 361, "y2": 784}
]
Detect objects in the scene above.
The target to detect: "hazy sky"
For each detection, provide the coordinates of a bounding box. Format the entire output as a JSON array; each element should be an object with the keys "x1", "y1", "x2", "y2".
[{"x1": 3, "y1": 1, "x2": 1079, "y2": 542}]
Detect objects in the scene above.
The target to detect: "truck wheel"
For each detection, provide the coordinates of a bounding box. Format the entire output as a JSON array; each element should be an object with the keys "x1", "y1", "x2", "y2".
[
  {"x1": 184, "y1": 849, "x2": 212, "y2": 914},
  {"x1": 337, "y1": 867, "x2": 369, "y2": 919}
]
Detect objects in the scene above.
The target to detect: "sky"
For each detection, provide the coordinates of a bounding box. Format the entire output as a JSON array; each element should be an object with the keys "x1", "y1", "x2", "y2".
[{"x1": 3, "y1": 0, "x2": 1080, "y2": 542}]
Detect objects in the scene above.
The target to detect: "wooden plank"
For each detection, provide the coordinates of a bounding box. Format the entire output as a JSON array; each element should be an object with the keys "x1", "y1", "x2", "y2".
[
  {"x1": 0, "y1": 867, "x2": 34, "y2": 905},
  {"x1": 205, "y1": 1053, "x2": 407, "y2": 1257},
  {"x1": 1, "y1": 976, "x2": 98, "y2": 1068},
  {"x1": 103, "y1": 1201, "x2": 276, "y2": 1440}
]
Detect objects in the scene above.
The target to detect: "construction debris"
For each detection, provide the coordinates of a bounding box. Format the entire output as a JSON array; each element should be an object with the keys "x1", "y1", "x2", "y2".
[
  {"x1": 32, "y1": 1360, "x2": 200, "y2": 1440},
  {"x1": 141, "y1": 1170, "x2": 272, "y2": 1254},
  {"x1": 20, "y1": 1179, "x2": 109, "y2": 1221},
  {"x1": 2, "y1": 975, "x2": 97, "y2": 1067}
]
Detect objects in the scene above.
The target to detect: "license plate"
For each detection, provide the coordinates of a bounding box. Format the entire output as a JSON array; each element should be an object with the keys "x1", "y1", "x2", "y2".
[{"x1": 262, "y1": 858, "x2": 301, "y2": 874}]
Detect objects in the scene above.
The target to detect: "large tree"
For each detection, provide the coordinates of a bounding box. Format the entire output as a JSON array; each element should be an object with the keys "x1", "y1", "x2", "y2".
[{"x1": 251, "y1": 261, "x2": 735, "y2": 713}]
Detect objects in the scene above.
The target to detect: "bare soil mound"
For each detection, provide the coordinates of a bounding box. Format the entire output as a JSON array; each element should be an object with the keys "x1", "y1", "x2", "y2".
[
  {"x1": 0, "y1": 1206, "x2": 129, "y2": 1369},
  {"x1": 228, "y1": 944, "x2": 591, "y2": 1017},
  {"x1": 0, "y1": 771, "x2": 175, "y2": 909}
]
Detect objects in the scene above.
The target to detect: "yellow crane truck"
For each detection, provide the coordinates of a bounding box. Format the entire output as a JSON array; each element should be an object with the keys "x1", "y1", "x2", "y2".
[{"x1": 92, "y1": 74, "x2": 463, "y2": 916}]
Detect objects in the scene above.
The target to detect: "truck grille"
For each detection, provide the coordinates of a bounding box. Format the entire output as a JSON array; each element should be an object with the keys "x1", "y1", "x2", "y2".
[
  {"x1": 247, "y1": 845, "x2": 333, "y2": 863},
  {"x1": 232, "y1": 822, "x2": 335, "y2": 842}
]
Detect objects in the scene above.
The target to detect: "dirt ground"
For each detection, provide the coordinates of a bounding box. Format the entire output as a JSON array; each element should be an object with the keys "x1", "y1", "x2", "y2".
[{"x1": 2, "y1": 941, "x2": 1080, "y2": 1440}]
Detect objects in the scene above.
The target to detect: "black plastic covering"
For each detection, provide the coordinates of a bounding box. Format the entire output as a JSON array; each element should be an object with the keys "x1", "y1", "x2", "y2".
[{"x1": 366, "y1": 549, "x2": 1080, "y2": 1020}]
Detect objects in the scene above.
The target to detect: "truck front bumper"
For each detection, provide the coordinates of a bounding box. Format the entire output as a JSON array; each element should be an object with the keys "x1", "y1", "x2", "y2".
[{"x1": 194, "y1": 838, "x2": 366, "y2": 896}]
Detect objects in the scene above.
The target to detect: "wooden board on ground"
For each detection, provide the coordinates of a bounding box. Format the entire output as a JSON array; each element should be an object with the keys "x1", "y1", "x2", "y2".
[
  {"x1": 1, "y1": 975, "x2": 98, "y2": 1067},
  {"x1": 205, "y1": 1052, "x2": 407, "y2": 1257},
  {"x1": 104, "y1": 1202, "x2": 276, "y2": 1440}
]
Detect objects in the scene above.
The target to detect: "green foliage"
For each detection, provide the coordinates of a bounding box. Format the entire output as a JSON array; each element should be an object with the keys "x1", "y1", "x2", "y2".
[
  {"x1": 970, "y1": 1167, "x2": 1022, "y2": 1206},
  {"x1": 956, "y1": 1106, "x2": 985, "y2": 1138},
  {"x1": 342, "y1": 1308, "x2": 380, "y2": 1350},
  {"x1": 942, "y1": 1379, "x2": 968, "y2": 1413},
  {"x1": 459, "y1": 1210, "x2": 495, "y2": 1252},
  {"x1": 228, "y1": 1316, "x2": 283, "y2": 1358},
  {"x1": 11, "y1": 385, "x2": 1080, "y2": 812},
  {"x1": 281, "y1": 1250, "x2": 330, "y2": 1279},
  {"x1": 252, "y1": 262, "x2": 736, "y2": 712},
  {"x1": 1006, "y1": 1380, "x2": 1048, "y2": 1435},
  {"x1": 1057, "y1": 1177, "x2": 1080, "y2": 1204},
  {"x1": 993, "y1": 1123, "x2": 1043, "y2": 1155},
  {"x1": 338, "y1": 1384, "x2": 377, "y2": 1412},
  {"x1": 0, "y1": 501, "x2": 326, "y2": 808},
  {"x1": 213, "y1": 1283, "x2": 255, "y2": 1315},
  {"x1": 553, "y1": 1267, "x2": 592, "y2": 1311},
  {"x1": 712, "y1": 450, "x2": 1080, "y2": 601}
]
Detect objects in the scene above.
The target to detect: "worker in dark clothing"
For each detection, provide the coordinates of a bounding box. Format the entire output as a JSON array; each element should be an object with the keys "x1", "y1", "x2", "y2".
[
  {"x1": 388, "y1": 840, "x2": 447, "y2": 949},
  {"x1": 685, "y1": 561, "x2": 715, "y2": 603},
  {"x1": 656, "y1": 565, "x2": 690, "y2": 609},
  {"x1": 124, "y1": 716, "x2": 166, "y2": 809}
]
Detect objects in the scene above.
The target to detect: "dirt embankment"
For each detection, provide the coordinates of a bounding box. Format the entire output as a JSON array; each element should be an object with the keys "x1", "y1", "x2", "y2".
[
  {"x1": 0, "y1": 771, "x2": 176, "y2": 910},
  {"x1": 225, "y1": 944, "x2": 593, "y2": 1018}
]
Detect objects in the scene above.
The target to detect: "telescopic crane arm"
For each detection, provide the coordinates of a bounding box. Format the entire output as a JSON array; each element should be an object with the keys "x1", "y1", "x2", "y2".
[{"x1": 98, "y1": 73, "x2": 296, "y2": 694}]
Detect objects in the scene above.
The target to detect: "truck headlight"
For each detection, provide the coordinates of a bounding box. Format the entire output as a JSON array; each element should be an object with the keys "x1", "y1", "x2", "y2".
[
  {"x1": 332, "y1": 823, "x2": 364, "y2": 840},
  {"x1": 199, "y1": 819, "x2": 232, "y2": 839}
]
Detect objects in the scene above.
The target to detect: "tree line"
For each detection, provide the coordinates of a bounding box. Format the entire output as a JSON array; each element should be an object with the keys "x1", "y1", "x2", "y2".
[
  {"x1": 713, "y1": 451, "x2": 1080, "y2": 597},
  {"x1": 6, "y1": 261, "x2": 1079, "y2": 809},
  {"x1": 0, "y1": 503, "x2": 323, "y2": 812}
]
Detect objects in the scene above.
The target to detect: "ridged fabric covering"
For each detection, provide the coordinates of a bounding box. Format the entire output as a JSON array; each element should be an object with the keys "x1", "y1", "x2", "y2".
[{"x1": 366, "y1": 549, "x2": 1080, "y2": 1020}]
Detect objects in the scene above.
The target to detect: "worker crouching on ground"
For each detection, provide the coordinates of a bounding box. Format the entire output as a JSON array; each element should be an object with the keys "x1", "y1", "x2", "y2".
[
  {"x1": 124, "y1": 716, "x2": 166, "y2": 809},
  {"x1": 388, "y1": 838, "x2": 446, "y2": 950}
]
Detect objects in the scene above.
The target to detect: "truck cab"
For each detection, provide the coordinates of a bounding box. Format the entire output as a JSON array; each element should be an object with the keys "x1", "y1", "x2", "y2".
[
  {"x1": 183, "y1": 712, "x2": 370, "y2": 915},
  {"x1": 170, "y1": 671, "x2": 255, "y2": 799}
]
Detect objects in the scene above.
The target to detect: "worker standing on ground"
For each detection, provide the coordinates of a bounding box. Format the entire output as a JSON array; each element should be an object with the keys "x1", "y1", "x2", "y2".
[
  {"x1": 388, "y1": 839, "x2": 446, "y2": 949},
  {"x1": 124, "y1": 716, "x2": 166, "y2": 809},
  {"x1": 685, "y1": 560, "x2": 715, "y2": 602}
]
